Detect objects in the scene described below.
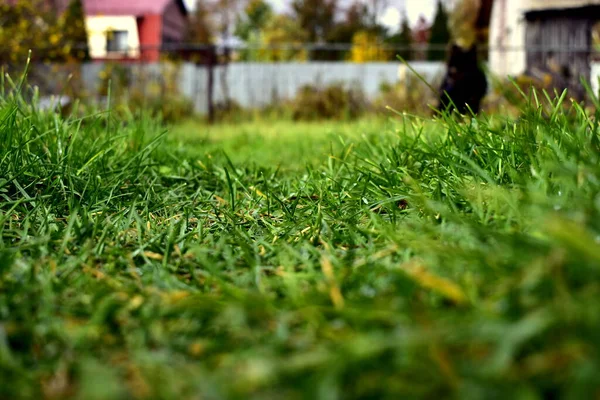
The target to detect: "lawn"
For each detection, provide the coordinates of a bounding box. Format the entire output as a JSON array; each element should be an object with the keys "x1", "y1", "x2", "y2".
[
  {"x1": 169, "y1": 118, "x2": 397, "y2": 169},
  {"x1": 2, "y1": 87, "x2": 600, "y2": 399}
]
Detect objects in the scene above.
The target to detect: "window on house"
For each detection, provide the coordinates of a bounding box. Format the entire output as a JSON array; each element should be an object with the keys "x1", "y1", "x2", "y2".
[{"x1": 106, "y1": 30, "x2": 129, "y2": 54}]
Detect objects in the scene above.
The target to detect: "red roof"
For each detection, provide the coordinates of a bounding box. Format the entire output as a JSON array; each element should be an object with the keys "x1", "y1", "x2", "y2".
[{"x1": 84, "y1": 0, "x2": 186, "y2": 16}]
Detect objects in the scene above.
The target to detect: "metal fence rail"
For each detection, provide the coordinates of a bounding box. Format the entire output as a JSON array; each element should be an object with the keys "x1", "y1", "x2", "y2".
[
  {"x1": 3, "y1": 60, "x2": 446, "y2": 116},
  {"x1": 4, "y1": 43, "x2": 600, "y2": 117}
]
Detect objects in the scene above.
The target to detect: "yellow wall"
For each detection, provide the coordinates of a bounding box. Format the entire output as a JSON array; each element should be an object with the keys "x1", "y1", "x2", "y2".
[{"x1": 85, "y1": 16, "x2": 141, "y2": 59}]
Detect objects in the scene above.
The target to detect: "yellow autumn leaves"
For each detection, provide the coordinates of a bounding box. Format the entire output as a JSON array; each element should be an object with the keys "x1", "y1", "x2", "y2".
[
  {"x1": 449, "y1": 0, "x2": 482, "y2": 49},
  {"x1": 0, "y1": 0, "x2": 88, "y2": 64},
  {"x1": 350, "y1": 0, "x2": 486, "y2": 62},
  {"x1": 349, "y1": 31, "x2": 391, "y2": 63}
]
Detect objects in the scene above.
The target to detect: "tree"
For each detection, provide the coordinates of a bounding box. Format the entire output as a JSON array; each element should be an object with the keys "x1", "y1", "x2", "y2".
[
  {"x1": 386, "y1": 13, "x2": 412, "y2": 61},
  {"x1": 235, "y1": 0, "x2": 273, "y2": 41},
  {"x1": 60, "y1": 0, "x2": 90, "y2": 61},
  {"x1": 188, "y1": 0, "x2": 247, "y2": 46},
  {"x1": 187, "y1": 0, "x2": 215, "y2": 45},
  {"x1": 428, "y1": 0, "x2": 451, "y2": 61},
  {"x1": 448, "y1": 0, "x2": 480, "y2": 49},
  {"x1": 0, "y1": 0, "x2": 66, "y2": 64},
  {"x1": 258, "y1": 15, "x2": 308, "y2": 62},
  {"x1": 349, "y1": 30, "x2": 390, "y2": 63},
  {"x1": 363, "y1": 0, "x2": 389, "y2": 29},
  {"x1": 184, "y1": 0, "x2": 217, "y2": 63},
  {"x1": 325, "y1": 1, "x2": 369, "y2": 60},
  {"x1": 234, "y1": 0, "x2": 274, "y2": 61},
  {"x1": 327, "y1": 1, "x2": 371, "y2": 43},
  {"x1": 291, "y1": 0, "x2": 337, "y2": 43},
  {"x1": 212, "y1": 0, "x2": 247, "y2": 45},
  {"x1": 0, "y1": 0, "x2": 89, "y2": 100}
]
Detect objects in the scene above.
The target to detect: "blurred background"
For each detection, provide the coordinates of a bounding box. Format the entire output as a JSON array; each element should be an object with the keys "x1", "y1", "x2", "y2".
[{"x1": 1, "y1": 0, "x2": 598, "y2": 122}]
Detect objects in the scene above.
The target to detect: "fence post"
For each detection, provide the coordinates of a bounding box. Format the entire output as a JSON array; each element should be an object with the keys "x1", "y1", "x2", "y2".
[{"x1": 207, "y1": 44, "x2": 216, "y2": 124}]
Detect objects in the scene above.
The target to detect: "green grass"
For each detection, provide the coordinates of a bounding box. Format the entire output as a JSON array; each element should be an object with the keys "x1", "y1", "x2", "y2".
[
  {"x1": 2, "y1": 79, "x2": 600, "y2": 399},
  {"x1": 170, "y1": 118, "x2": 396, "y2": 169}
]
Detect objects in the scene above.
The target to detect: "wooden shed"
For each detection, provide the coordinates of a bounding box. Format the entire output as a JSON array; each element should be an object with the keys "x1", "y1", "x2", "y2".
[
  {"x1": 84, "y1": 0, "x2": 188, "y2": 62},
  {"x1": 489, "y1": 0, "x2": 600, "y2": 83}
]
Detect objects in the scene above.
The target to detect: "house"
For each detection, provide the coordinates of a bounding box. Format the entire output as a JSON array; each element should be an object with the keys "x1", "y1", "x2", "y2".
[
  {"x1": 488, "y1": 0, "x2": 600, "y2": 85},
  {"x1": 412, "y1": 15, "x2": 431, "y2": 60},
  {"x1": 83, "y1": 0, "x2": 188, "y2": 62}
]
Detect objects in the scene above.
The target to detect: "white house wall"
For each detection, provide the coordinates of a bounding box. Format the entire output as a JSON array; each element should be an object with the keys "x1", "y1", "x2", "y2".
[
  {"x1": 86, "y1": 16, "x2": 141, "y2": 59},
  {"x1": 489, "y1": 0, "x2": 527, "y2": 78},
  {"x1": 488, "y1": 0, "x2": 600, "y2": 79},
  {"x1": 524, "y1": 0, "x2": 600, "y2": 10}
]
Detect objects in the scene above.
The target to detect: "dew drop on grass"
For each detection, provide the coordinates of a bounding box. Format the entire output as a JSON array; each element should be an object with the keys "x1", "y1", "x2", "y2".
[{"x1": 530, "y1": 167, "x2": 539, "y2": 178}]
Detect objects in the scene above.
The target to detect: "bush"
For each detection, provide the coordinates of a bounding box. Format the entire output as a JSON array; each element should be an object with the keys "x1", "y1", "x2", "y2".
[
  {"x1": 0, "y1": 0, "x2": 89, "y2": 64},
  {"x1": 479, "y1": 77, "x2": 524, "y2": 117},
  {"x1": 128, "y1": 90, "x2": 194, "y2": 123},
  {"x1": 97, "y1": 62, "x2": 194, "y2": 124},
  {"x1": 374, "y1": 72, "x2": 442, "y2": 116},
  {"x1": 212, "y1": 99, "x2": 247, "y2": 122},
  {"x1": 481, "y1": 70, "x2": 589, "y2": 118},
  {"x1": 291, "y1": 82, "x2": 367, "y2": 121}
]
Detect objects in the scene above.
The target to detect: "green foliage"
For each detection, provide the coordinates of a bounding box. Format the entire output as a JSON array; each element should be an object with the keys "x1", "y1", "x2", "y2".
[
  {"x1": 326, "y1": 1, "x2": 370, "y2": 44},
  {"x1": 291, "y1": 0, "x2": 337, "y2": 43},
  {"x1": 97, "y1": 62, "x2": 194, "y2": 123},
  {"x1": 428, "y1": 0, "x2": 451, "y2": 61},
  {"x1": 4, "y1": 69, "x2": 600, "y2": 399},
  {"x1": 374, "y1": 70, "x2": 441, "y2": 115},
  {"x1": 234, "y1": 0, "x2": 394, "y2": 62},
  {"x1": 387, "y1": 13, "x2": 413, "y2": 61},
  {"x1": 235, "y1": 0, "x2": 277, "y2": 61},
  {"x1": 97, "y1": 63, "x2": 131, "y2": 97},
  {"x1": 187, "y1": 0, "x2": 215, "y2": 44},
  {"x1": 0, "y1": 0, "x2": 59, "y2": 63},
  {"x1": 290, "y1": 82, "x2": 367, "y2": 120},
  {"x1": 252, "y1": 15, "x2": 309, "y2": 62},
  {"x1": 212, "y1": 99, "x2": 247, "y2": 122},
  {"x1": 324, "y1": 0, "x2": 372, "y2": 60},
  {"x1": 235, "y1": 0, "x2": 273, "y2": 41},
  {"x1": 61, "y1": 0, "x2": 90, "y2": 61},
  {"x1": 0, "y1": 0, "x2": 88, "y2": 64},
  {"x1": 128, "y1": 89, "x2": 194, "y2": 124},
  {"x1": 289, "y1": 0, "x2": 338, "y2": 60}
]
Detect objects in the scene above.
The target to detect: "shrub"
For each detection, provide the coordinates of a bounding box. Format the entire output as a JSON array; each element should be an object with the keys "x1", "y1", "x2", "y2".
[
  {"x1": 213, "y1": 99, "x2": 247, "y2": 122},
  {"x1": 97, "y1": 62, "x2": 131, "y2": 98},
  {"x1": 291, "y1": 82, "x2": 367, "y2": 121},
  {"x1": 0, "y1": 0, "x2": 89, "y2": 64},
  {"x1": 97, "y1": 62, "x2": 194, "y2": 124},
  {"x1": 128, "y1": 90, "x2": 194, "y2": 123},
  {"x1": 374, "y1": 72, "x2": 442, "y2": 116},
  {"x1": 482, "y1": 70, "x2": 589, "y2": 118}
]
